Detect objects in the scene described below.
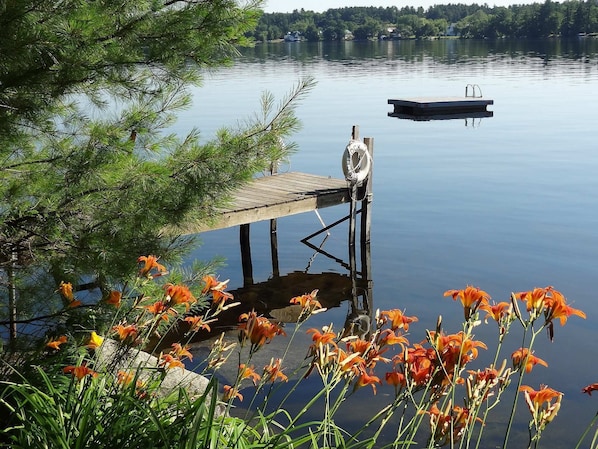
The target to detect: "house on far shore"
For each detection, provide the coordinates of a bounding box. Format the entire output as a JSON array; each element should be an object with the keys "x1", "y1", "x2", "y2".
[
  {"x1": 379, "y1": 27, "x2": 401, "y2": 40},
  {"x1": 284, "y1": 31, "x2": 301, "y2": 42},
  {"x1": 446, "y1": 23, "x2": 458, "y2": 36}
]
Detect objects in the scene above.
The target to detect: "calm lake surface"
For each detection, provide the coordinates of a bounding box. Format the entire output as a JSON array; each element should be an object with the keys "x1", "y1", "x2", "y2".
[{"x1": 176, "y1": 39, "x2": 598, "y2": 447}]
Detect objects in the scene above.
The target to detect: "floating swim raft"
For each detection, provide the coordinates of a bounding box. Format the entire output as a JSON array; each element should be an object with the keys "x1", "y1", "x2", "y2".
[
  {"x1": 387, "y1": 96, "x2": 494, "y2": 117},
  {"x1": 388, "y1": 84, "x2": 493, "y2": 119}
]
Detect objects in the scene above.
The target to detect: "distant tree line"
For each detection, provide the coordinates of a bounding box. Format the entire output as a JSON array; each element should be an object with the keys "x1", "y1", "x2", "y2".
[{"x1": 251, "y1": 1, "x2": 598, "y2": 40}]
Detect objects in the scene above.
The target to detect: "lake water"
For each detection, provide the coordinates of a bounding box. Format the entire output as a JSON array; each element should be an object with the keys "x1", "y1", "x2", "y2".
[{"x1": 176, "y1": 39, "x2": 598, "y2": 447}]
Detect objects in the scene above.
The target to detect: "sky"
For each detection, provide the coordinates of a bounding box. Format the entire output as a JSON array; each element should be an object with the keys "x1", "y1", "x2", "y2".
[{"x1": 262, "y1": 0, "x2": 539, "y2": 13}]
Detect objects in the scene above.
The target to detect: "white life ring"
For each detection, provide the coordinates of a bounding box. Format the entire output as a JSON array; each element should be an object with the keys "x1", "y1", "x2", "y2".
[{"x1": 342, "y1": 139, "x2": 372, "y2": 185}]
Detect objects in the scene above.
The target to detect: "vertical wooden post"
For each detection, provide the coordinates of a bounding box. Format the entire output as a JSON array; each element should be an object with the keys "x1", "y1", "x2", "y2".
[
  {"x1": 240, "y1": 224, "x2": 253, "y2": 285},
  {"x1": 348, "y1": 124, "x2": 359, "y2": 249},
  {"x1": 360, "y1": 137, "x2": 374, "y2": 245},
  {"x1": 348, "y1": 126, "x2": 359, "y2": 274},
  {"x1": 348, "y1": 126, "x2": 360, "y2": 316},
  {"x1": 361, "y1": 137, "x2": 374, "y2": 326}
]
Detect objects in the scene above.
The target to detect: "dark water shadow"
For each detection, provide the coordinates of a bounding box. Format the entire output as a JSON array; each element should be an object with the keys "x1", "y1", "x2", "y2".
[{"x1": 154, "y1": 212, "x2": 374, "y2": 352}]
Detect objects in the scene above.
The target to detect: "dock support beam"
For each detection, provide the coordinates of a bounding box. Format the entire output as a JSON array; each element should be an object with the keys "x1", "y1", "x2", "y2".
[{"x1": 347, "y1": 126, "x2": 374, "y2": 338}]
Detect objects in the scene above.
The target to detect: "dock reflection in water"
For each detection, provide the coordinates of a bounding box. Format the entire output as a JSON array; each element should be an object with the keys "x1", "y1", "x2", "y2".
[{"x1": 158, "y1": 209, "x2": 374, "y2": 359}]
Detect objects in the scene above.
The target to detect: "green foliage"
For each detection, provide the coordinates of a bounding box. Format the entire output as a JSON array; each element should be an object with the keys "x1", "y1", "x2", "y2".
[
  {"x1": 253, "y1": 2, "x2": 598, "y2": 41},
  {"x1": 0, "y1": 0, "x2": 318, "y2": 338},
  {"x1": 0, "y1": 365, "x2": 260, "y2": 449}
]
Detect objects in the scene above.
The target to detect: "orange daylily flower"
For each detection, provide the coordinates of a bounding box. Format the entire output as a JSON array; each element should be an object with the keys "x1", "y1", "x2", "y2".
[
  {"x1": 112, "y1": 324, "x2": 139, "y2": 342},
  {"x1": 512, "y1": 348, "x2": 548, "y2": 373},
  {"x1": 430, "y1": 331, "x2": 487, "y2": 367},
  {"x1": 145, "y1": 301, "x2": 167, "y2": 315},
  {"x1": 466, "y1": 365, "x2": 511, "y2": 403},
  {"x1": 382, "y1": 309, "x2": 418, "y2": 331},
  {"x1": 57, "y1": 281, "x2": 82, "y2": 308},
  {"x1": 238, "y1": 310, "x2": 286, "y2": 351},
  {"x1": 467, "y1": 366, "x2": 500, "y2": 384},
  {"x1": 397, "y1": 344, "x2": 437, "y2": 387},
  {"x1": 116, "y1": 371, "x2": 147, "y2": 398},
  {"x1": 290, "y1": 289, "x2": 323, "y2": 311},
  {"x1": 184, "y1": 315, "x2": 215, "y2": 332},
  {"x1": 170, "y1": 343, "x2": 193, "y2": 361},
  {"x1": 355, "y1": 370, "x2": 381, "y2": 394},
  {"x1": 144, "y1": 300, "x2": 177, "y2": 322},
  {"x1": 201, "y1": 275, "x2": 225, "y2": 294},
  {"x1": 212, "y1": 289, "x2": 234, "y2": 305},
  {"x1": 116, "y1": 370, "x2": 146, "y2": 396},
  {"x1": 385, "y1": 370, "x2": 406, "y2": 389},
  {"x1": 444, "y1": 285, "x2": 490, "y2": 320},
  {"x1": 164, "y1": 283, "x2": 197, "y2": 311},
  {"x1": 137, "y1": 255, "x2": 167, "y2": 279},
  {"x1": 307, "y1": 327, "x2": 337, "y2": 348},
  {"x1": 201, "y1": 275, "x2": 235, "y2": 307},
  {"x1": 63, "y1": 364, "x2": 98, "y2": 380},
  {"x1": 58, "y1": 281, "x2": 74, "y2": 302},
  {"x1": 159, "y1": 353, "x2": 185, "y2": 370},
  {"x1": 86, "y1": 331, "x2": 104, "y2": 350},
  {"x1": 117, "y1": 370, "x2": 135, "y2": 386},
  {"x1": 222, "y1": 385, "x2": 243, "y2": 402},
  {"x1": 520, "y1": 384, "x2": 562, "y2": 407},
  {"x1": 515, "y1": 287, "x2": 548, "y2": 314},
  {"x1": 458, "y1": 335, "x2": 488, "y2": 363},
  {"x1": 336, "y1": 348, "x2": 366, "y2": 374},
  {"x1": 519, "y1": 384, "x2": 562, "y2": 428},
  {"x1": 239, "y1": 364, "x2": 261, "y2": 385},
  {"x1": 515, "y1": 287, "x2": 585, "y2": 340},
  {"x1": 544, "y1": 287, "x2": 586, "y2": 326},
  {"x1": 547, "y1": 299, "x2": 586, "y2": 326},
  {"x1": 426, "y1": 402, "x2": 453, "y2": 446},
  {"x1": 347, "y1": 338, "x2": 390, "y2": 369},
  {"x1": 582, "y1": 383, "x2": 598, "y2": 396},
  {"x1": 263, "y1": 358, "x2": 288, "y2": 383},
  {"x1": 348, "y1": 338, "x2": 371, "y2": 355},
  {"x1": 379, "y1": 329, "x2": 409, "y2": 348},
  {"x1": 426, "y1": 401, "x2": 479, "y2": 446},
  {"x1": 105, "y1": 290, "x2": 122, "y2": 307},
  {"x1": 410, "y1": 354, "x2": 434, "y2": 386},
  {"x1": 46, "y1": 335, "x2": 67, "y2": 350},
  {"x1": 481, "y1": 301, "x2": 512, "y2": 323}
]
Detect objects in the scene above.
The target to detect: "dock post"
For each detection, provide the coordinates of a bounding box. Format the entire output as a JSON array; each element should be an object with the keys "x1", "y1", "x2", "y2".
[
  {"x1": 348, "y1": 125, "x2": 360, "y2": 257},
  {"x1": 360, "y1": 137, "x2": 374, "y2": 330},
  {"x1": 348, "y1": 126, "x2": 360, "y2": 324},
  {"x1": 360, "y1": 137, "x2": 373, "y2": 245}
]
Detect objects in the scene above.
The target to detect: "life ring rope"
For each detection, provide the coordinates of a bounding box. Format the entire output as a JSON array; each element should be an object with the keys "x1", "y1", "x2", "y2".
[{"x1": 342, "y1": 139, "x2": 372, "y2": 187}]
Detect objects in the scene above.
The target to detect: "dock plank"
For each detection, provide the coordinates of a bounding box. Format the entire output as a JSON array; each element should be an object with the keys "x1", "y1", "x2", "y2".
[{"x1": 184, "y1": 172, "x2": 351, "y2": 233}]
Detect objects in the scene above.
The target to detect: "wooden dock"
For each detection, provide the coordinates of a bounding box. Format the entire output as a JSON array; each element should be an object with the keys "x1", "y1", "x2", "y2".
[
  {"x1": 193, "y1": 172, "x2": 351, "y2": 233},
  {"x1": 165, "y1": 129, "x2": 375, "y2": 343},
  {"x1": 388, "y1": 97, "x2": 494, "y2": 116}
]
